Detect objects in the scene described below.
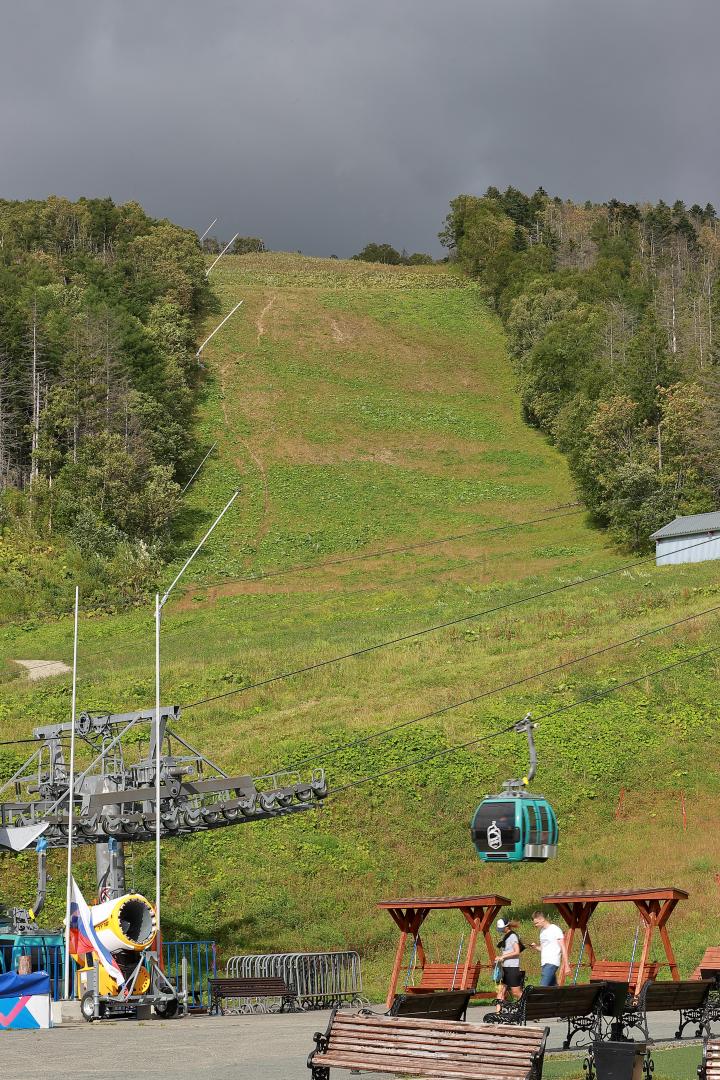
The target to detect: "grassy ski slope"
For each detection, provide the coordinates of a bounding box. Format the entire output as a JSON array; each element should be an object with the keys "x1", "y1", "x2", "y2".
[{"x1": 1, "y1": 253, "x2": 719, "y2": 996}]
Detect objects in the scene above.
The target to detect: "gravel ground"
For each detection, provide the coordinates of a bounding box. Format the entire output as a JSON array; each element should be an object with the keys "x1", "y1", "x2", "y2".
[{"x1": 0, "y1": 1006, "x2": 702, "y2": 1080}]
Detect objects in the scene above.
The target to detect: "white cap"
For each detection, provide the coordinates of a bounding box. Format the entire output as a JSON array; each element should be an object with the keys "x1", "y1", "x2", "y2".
[{"x1": 496, "y1": 918, "x2": 507, "y2": 930}]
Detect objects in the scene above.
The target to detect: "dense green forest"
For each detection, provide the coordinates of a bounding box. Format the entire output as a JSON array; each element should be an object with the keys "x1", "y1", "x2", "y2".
[
  {"x1": 440, "y1": 188, "x2": 720, "y2": 548},
  {"x1": 0, "y1": 196, "x2": 212, "y2": 614}
]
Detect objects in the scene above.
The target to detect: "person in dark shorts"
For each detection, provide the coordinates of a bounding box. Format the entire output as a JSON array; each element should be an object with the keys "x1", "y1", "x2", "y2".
[{"x1": 494, "y1": 917, "x2": 525, "y2": 1012}]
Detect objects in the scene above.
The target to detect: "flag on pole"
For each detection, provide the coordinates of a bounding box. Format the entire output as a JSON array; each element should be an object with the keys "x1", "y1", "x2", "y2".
[{"x1": 69, "y1": 878, "x2": 125, "y2": 985}]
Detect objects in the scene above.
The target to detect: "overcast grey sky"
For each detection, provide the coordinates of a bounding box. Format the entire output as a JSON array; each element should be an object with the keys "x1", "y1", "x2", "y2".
[{"x1": 1, "y1": 1, "x2": 718, "y2": 257}]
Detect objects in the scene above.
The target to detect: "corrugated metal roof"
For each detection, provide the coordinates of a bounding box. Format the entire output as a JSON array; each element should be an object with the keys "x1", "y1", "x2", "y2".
[{"x1": 651, "y1": 512, "x2": 720, "y2": 540}]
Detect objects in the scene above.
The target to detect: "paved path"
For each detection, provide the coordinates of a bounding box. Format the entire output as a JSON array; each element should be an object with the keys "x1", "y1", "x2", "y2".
[{"x1": 0, "y1": 1007, "x2": 702, "y2": 1080}]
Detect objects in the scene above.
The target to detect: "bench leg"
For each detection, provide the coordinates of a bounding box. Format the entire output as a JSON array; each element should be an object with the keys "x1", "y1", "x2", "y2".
[
  {"x1": 582, "y1": 1052, "x2": 595, "y2": 1080},
  {"x1": 311, "y1": 1069, "x2": 330, "y2": 1080}
]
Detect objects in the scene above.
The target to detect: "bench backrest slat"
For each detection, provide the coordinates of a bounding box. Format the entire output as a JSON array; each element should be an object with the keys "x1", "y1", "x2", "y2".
[
  {"x1": 523, "y1": 983, "x2": 603, "y2": 1021},
  {"x1": 412, "y1": 963, "x2": 483, "y2": 991},
  {"x1": 643, "y1": 979, "x2": 711, "y2": 1010},
  {"x1": 209, "y1": 977, "x2": 291, "y2": 994},
  {"x1": 312, "y1": 1013, "x2": 548, "y2": 1080},
  {"x1": 591, "y1": 961, "x2": 659, "y2": 992}
]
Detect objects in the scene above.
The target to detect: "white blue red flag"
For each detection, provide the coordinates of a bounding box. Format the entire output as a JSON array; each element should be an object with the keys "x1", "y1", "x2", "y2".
[{"x1": 69, "y1": 878, "x2": 125, "y2": 986}]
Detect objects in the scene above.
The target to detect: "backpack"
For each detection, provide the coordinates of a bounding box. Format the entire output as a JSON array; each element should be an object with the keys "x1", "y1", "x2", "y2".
[{"x1": 500, "y1": 929, "x2": 526, "y2": 954}]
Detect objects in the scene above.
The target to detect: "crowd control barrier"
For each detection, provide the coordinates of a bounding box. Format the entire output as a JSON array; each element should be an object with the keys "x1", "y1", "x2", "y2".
[
  {"x1": 225, "y1": 951, "x2": 364, "y2": 1011},
  {"x1": 163, "y1": 940, "x2": 216, "y2": 1011}
]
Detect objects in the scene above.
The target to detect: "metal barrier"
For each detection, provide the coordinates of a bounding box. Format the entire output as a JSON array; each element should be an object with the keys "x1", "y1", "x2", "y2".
[
  {"x1": 1, "y1": 939, "x2": 214, "y2": 1005},
  {"x1": 163, "y1": 940, "x2": 216, "y2": 1010},
  {"x1": 224, "y1": 951, "x2": 364, "y2": 1011},
  {"x1": 1, "y1": 942, "x2": 72, "y2": 1001}
]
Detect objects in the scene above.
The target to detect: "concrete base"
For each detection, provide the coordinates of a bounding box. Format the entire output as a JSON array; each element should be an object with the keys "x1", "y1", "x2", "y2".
[{"x1": 58, "y1": 999, "x2": 83, "y2": 1024}]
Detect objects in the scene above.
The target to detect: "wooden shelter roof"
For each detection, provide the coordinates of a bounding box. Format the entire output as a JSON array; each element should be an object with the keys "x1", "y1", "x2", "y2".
[
  {"x1": 542, "y1": 887, "x2": 689, "y2": 904},
  {"x1": 378, "y1": 895, "x2": 511, "y2": 910}
]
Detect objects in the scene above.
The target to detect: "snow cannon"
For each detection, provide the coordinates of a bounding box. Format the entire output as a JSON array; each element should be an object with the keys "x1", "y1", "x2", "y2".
[
  {"x1": 90, "y1": 893, "x2": 157, "y2": 954},
  {"x1": 73, "y1": 893, "x2": 157, "y2": 1007}
]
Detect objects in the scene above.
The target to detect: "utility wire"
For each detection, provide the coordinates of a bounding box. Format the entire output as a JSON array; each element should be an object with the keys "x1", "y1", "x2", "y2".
[
  {"x1": 329, "y1": 639, "x2": 720, "y2": 794},
  {"x1": 173, "y1": 505, "x2": 584, "y2": 593},
  {"x1": 283, "y1": 599, "x2": 720, "y2": 771},
  {"x1": 0, "y1": 737, "x2": 54, "y2": 747},
  {"x1": 181, "y1": 531, "x2": 720, "y2": 712}
]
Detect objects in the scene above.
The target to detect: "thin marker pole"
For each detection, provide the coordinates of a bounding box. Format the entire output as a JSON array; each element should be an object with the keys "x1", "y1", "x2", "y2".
[
  {"x1": 196, "y1": 302, "x2": 244, "y2": 363},
  {"x1": 181, "y1": 442, "x2": 217, "y2": 494},
  {"x1": 63, "y1": 586, "x2": 79, "y2": 999},
  {"x1": 206, "y1": 233, "x2": 239, "y2": 276},
  {"x1": 199, "y1": 218, "x2": 218, "y2": 243},
  {"x1": 155, "y1": 591, "x2": 162, "y2": 946},
  {"x1": 153, "y1": 489, "x2": 240, "y2": 950},
  {"x1": 161, "y1": 490, "x2": 240, "y2": 605}
]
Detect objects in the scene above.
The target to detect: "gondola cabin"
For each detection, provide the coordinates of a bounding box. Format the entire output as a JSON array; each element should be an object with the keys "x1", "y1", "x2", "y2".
[{"x1": 471, "y1": 794, "x2": 558, "y2": 862}]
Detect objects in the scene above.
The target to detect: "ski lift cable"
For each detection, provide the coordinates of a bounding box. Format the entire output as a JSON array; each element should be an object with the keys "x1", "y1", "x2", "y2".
[
  {"x1": 171, "y1": 505, "x2": 584, "y2": 593},
  {"x1": 328, "y1": 638, "x2": 720, "y2": 794},
  {"x1": 282, "y1": 597, "x2": 720, "y2": 771},
  {"x1": 181, "y1": 531, "x2": 720, "y2": 712}
]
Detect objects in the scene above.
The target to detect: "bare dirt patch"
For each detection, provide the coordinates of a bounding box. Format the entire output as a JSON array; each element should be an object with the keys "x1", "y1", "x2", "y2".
[{"x1": 13, "y1": 659, "x2": 71, "y2": 680}]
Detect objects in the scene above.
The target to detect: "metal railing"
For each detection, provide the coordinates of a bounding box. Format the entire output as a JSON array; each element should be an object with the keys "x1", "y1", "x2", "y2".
[
  {"x1": 0, "y1": 939, "x2": 215, "y2": 1006},
  {"x1": 163, "y1": 939, "x2": 216, "y2": 1010},
  {"x1": 0, "y1": 943, "x2": 73, "y2": 1001},
  {"x1": 224, "y1": 951, "x2": 364, "y2": 1011}
]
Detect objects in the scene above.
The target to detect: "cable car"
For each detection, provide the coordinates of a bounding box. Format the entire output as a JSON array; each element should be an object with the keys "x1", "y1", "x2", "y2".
[{"x1": 471, "y1": 715, "x2": 558, "y2": 863}]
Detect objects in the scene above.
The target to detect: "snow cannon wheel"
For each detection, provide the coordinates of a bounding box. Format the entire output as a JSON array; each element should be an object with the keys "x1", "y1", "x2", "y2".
[
  {"x1": 154, "y1": 996, "x2": 179, "y2": 1018},
  {"x1": 80, "y1": 991, "x2": 104, "y2": 1022}
]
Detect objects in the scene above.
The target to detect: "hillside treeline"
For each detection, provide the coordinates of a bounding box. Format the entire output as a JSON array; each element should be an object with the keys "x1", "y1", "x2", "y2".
[
  {"x1": 441, "y1": 188, "x2": 720, "y2": 548},
  {"x1": 0, "y1": 196, "x2": 211, "y2": 611}
]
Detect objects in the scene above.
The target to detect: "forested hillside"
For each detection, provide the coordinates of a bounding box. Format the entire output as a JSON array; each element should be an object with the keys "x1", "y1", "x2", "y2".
[
  {"x1": 441, "y1": 189, "x2": 720, "y2": 548},
  {"x1": 0, "y1": 197, "x2": 212, "y2": 614}
]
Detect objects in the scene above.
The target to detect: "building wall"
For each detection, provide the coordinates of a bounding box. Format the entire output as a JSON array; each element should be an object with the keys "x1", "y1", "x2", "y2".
[{"x1": 655, "y1": 532, "x2": 720, "y2": 565}]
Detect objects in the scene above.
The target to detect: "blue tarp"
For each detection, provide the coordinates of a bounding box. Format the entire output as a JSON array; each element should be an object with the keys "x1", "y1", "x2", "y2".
[{"x1": 0, "y1": 971, "x2": 50, "y2": 997}]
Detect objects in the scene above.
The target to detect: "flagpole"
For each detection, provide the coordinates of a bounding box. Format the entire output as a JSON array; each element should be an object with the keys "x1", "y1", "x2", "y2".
[{"x1": 63, "y1": 586, "x2": 80, "y2": 1000}]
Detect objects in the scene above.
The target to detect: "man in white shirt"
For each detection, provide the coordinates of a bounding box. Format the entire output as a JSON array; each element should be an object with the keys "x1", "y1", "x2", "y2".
[{"x1": 530, "y1": 911, "x2": 570, "y2": 987}]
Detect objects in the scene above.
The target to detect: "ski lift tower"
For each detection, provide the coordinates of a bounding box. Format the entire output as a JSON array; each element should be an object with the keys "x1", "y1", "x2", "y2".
[{"x1": 0, "y1": 705, "x2": 328, "y2": 925}]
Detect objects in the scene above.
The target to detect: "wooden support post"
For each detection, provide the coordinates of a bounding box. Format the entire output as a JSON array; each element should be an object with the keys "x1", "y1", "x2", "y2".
[
  {"x1": 460, "y1": 922, "x2": 480, "y2": 989},
  {"x1": 657, "y1": 899, "x2": 680, "y2": 982},
  {"x1": 386, "y1": 930, "x2": 407, "y2": 1009},
  {"x1": 634, "y1": 901, "x2": 658, "y2": 991}
]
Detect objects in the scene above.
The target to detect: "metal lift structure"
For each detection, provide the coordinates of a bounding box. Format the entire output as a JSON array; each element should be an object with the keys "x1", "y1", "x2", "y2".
[{"x1": 0, "y1": 704, "x2": 328, "y2": 916}]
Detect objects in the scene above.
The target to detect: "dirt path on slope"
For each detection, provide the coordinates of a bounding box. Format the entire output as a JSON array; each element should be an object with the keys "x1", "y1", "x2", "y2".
[{"x1": 256, "y1": 294, "x2": 276, "y2": 340}]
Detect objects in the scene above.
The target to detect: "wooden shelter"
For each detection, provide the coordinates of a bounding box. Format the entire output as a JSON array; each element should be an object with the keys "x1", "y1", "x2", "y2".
[
  {"x1": 542, "y1": 887, "x2": 689, "y2": 988},
  {"x1": 378, "y1": 894, "x2": 510, "y2": 1008}
]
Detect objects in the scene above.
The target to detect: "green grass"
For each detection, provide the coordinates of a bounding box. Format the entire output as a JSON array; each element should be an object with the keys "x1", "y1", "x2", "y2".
[
  {"x1": 542, "y1": 1043, "x2": 702, "y2": 1079},
  {"x1": 1, "y1": 253, "x2": 720, "y2": 999}
]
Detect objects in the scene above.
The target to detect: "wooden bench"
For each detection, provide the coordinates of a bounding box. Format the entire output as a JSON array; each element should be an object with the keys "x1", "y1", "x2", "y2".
[
  {"x1": 590, "y1": 961, "x2": 659, "y2": 994},
  {"x1": 405, "y1": 962, "x2": 483, "y2": 994},
  {"x1": 389, "y1": 989, "x2": 474, "y2": 1021},
  {"x1": 692, "y1": 948, "x2": 720, "y2": 981},
  {"x1": 484, "y1": 983, "x2": 616, "y2": 1049},
  {"x1": 699, "y1": 1036, "x2": 720, "y2": 1080},
  {"x1": 308, "y1": 1009, "x2": 549, "y2": 1080},
  {"x1": 621, "y1": 979, "x2": 713, "y2": 1041},
  {"x1": 208, "y1": 976, "x2": 296, "y2": 1015}
]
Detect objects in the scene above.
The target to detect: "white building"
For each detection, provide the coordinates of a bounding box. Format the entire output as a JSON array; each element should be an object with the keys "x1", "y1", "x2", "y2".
[{"x1": 651, "y1": 511, "x2": 720, "y2": 566}]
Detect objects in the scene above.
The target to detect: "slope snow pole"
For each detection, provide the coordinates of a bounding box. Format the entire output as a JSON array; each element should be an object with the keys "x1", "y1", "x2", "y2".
[
  {"x1": 195, "y1": 301, "x2": 244, "y2": 365},
  {"x1": 154, "y1": 491, "x2": 241, "y2": 948},
  {"x1": 63, "y1": 586, "x2": 80, "y2": 999},
  {"x1": 206, "y1": 233, "x2": 239, "y2": 276},
  {"x1": 199, "y1": 218, "x2": 218, "y2": 243}
]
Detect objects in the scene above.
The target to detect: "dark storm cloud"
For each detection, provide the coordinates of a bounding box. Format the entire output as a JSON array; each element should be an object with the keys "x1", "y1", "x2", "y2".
[{"x1": 1, "y1": 0, "x2": 719, "y2": 256}]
